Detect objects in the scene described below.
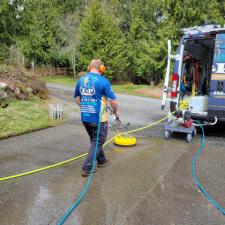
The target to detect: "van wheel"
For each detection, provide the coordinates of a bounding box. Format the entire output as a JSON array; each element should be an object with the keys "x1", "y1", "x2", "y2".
[
  {"x1": 187, "y1": 133, "x2": 192, "y2": 143},
  {"x1": 165, "y1": 131, "x2": 171, "y2": 139},
  {"x1": 193, "y1": 127, "x2": 197, "y2": 136}
]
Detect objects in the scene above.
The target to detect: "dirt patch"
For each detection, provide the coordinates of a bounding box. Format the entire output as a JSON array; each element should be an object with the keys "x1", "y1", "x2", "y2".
[
  {"x1": 0, "y1": 65, "x2": 48, "y2": 106},
  {"x1": 134, "y1": 87, "x2": 163, "y2": 98}
]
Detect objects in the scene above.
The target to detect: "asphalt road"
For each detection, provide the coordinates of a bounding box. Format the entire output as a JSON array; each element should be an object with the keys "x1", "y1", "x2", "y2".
[
  {"x1": 47, "y1": 83, "x2": 169, "y2": 125},
  {"x1": 0, "y1": 83, "x2": 224, "y2": 225}
]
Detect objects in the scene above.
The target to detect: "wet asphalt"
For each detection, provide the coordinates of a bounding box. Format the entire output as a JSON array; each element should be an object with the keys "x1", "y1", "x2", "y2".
[{"x1": 0, "y1": 83, "x2": 224, "y2": 225}]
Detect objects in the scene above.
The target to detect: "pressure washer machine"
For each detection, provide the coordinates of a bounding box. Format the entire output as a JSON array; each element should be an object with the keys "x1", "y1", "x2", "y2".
[{"x1": 164, "y1": 109, "x2": 197, "y2": 142}]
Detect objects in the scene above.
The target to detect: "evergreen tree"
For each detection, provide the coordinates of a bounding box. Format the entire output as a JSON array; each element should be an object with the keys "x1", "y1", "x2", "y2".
[
  {"x1": 159, "y1": 0, "x2": 225, "y2": 47},
  {"x1": 20, "y1": 0, "x2": 68, "y2": 66},
  {"x1": 123, "y1": 0, "x2": 162, "y2": 83},
  {"x1": 0, "y1": 0, "x2": 25, "y2": 62},
  {"x1": 77, "y1": 0, "x2": 129, "y2": 80},
  {"x1": 1, "y1": 0, "x2": 225, "y2": 82}
]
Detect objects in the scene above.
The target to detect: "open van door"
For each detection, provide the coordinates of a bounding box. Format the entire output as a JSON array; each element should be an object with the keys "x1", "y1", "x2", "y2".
[
  {"x1": 208, "y1": 33, "x2": 225, "y2": 118},
  {"x1": 161, "y1": 40, "x2": 185, "y2": 111},
  {"x1": 161, "y1": 40, "x2": 172, "y2": 110}
]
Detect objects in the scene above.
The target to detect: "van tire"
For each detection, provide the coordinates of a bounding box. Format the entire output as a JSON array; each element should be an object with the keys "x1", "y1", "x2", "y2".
[
  {"x1": 165, "y1": 130, "x2": 171, "y2": 139},
  {"x1": 193, "y1": 128, "x2": 197, "y2": 136},
  {"x1": 187, "y1": 133, "x2": 192, "y2": 143}
]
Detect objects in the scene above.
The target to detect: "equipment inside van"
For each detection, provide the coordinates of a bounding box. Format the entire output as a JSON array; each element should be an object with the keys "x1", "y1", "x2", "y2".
[{"x1": 162, "y1": 24, "x2": 225, "y2": 123}]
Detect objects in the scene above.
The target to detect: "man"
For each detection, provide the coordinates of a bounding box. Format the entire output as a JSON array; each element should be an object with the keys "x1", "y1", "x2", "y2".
[{"x1": 74, "y1": 59, "x2": 119, "y2": 177}]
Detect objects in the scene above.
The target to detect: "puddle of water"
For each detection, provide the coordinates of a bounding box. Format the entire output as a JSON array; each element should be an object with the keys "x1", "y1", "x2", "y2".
[{"x1": 27, "y1": 185, "x2": 51, "y2": 225}]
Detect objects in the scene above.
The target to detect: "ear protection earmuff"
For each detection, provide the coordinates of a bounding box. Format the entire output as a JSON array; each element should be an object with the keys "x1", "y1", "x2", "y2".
[{"x1": 99, "y1": 65, "x2": 106, "y2": 74}]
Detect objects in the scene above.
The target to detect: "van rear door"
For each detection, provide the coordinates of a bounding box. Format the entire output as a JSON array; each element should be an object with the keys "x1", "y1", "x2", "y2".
[{"x1": 208, "y1": 33, "x2": 225, "y2": 118}]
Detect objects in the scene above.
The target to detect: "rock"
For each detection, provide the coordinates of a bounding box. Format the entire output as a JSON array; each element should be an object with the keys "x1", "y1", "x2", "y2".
[
  {"x1": 0, "y1": 91, "x2": 8, "y2": 100},
  {"x1": 0, "y1": 90, "x2": 8, "y2": 108},
  {"x1": 0, "y1": 82, "x2": 7, "y2": 89},
  {"x1": 24, "y1": 87, "x2": 33, "y2": 94},
  {"x1": 6, "y1": 84, "x2": 15, "y2": 92},
  {"x1": 15, "y1": 87, "x2": 21, "y2": 96}
]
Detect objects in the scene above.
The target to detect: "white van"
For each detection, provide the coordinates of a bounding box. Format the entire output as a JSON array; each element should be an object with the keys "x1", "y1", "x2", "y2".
[{"x1": 162, "y1": 24, "x2": 225, "y2": 123}]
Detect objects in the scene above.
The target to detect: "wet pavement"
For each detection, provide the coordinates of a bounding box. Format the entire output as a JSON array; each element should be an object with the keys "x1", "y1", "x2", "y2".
[{"x1": 0, "y1": 84, "x2": 225, "y2": 225}]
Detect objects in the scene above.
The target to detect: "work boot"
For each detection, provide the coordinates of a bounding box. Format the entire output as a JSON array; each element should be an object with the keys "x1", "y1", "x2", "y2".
[
  {"x1": 97, "y1": 159, "x2": 110, "y2": 168},
  {"x1": 82, "y1": 167, "x2": 97, "y2": 177}
]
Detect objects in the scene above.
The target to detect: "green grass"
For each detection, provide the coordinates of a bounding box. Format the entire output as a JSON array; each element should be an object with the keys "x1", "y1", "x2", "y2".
[
  {"x1": 40, "y1": 75, "x2": 76, "y2": 86},
  {"x1": 0, "y1": 99, "x2": 58, "y2": 139},
  {"x1": 39, "y1": 75, "x2": 162, "y2": 98},
  {"x1": 112, "y1": 83, "x2": 148, "y2": 94}
]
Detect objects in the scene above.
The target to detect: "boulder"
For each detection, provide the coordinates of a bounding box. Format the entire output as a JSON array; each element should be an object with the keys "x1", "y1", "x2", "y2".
[
  {"x1": 15, "y1": 87, "x2": 21, "y2": 96},
  {"x1": 0, "y1": 82, "x2": 7, "y2": 89},
  {"x1": 0, "y1": 90, "x2": 8, "y2": 108},
  {"x1": 0, "y1": 90, "x2": 8, "y2": 100}
]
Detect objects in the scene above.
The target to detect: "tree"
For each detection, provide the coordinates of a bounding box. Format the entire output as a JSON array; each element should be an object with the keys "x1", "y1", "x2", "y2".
[
  {"x1": 121, "y1": 0, "x2": 162, "y2": 83},
  {"x1": 76, "y1": 0, "x2": 130, "y2": 80},
  {"x1": 159, "y1": 0, "x2": 225, "y2": 47},
  {"x1": 20, "y1": 0, "x2": 68, "y2": 66},
  {"x1": 1, "y1": 0, "x2": 224, "y2": 82},
  {"x1": 0, "y1": 0, "x2": 25, "y2": 62},
  {"x1": 58, "y1": 0, "x2": 89, "y2": 15}
]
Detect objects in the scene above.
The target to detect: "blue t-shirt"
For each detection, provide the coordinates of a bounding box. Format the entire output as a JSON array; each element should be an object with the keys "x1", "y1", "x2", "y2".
[{"x1": 74, "y1": 72, "x2": 116, "y2": 123}]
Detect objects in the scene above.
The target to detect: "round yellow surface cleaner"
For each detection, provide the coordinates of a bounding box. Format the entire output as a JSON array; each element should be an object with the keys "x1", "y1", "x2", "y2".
[{"x1": 114, "y1": 134, "x2": 137, "y2": 146}]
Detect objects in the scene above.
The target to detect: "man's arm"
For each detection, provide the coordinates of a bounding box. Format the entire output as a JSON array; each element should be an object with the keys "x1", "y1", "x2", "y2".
[
  {"x1": 74, "y1": 80, "x2": 80, "y2": 106},
  {"x1": 75, "y1": 97, "x2": 80, "y2": 106},
  {"x1": 104, "y1": 79, "x2": 119, "y2": 118},
  {"x1": 109, "y1": 99, "x2": 119, "y2": 118}
]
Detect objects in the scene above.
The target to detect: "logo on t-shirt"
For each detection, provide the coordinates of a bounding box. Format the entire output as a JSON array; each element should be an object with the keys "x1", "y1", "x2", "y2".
[{"x1": 80, "y1": 77, "x2": 98, "y2": 96}]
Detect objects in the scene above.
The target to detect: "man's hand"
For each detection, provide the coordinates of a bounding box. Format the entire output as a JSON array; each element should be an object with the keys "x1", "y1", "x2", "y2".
[{"x1": 115, "y1": 115, "x2": 121, "y2": 125}]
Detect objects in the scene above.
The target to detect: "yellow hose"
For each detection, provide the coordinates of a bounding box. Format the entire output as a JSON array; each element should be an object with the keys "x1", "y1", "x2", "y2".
[
  {"x1": 0, "y1": 153, "x2": 87, "y2": 181},
  {"x1": 0, "y1": 111, "x2": 176, "y2": 182},
  {"x1": 179, "y1": 100, "x2": 189, "y2": 110}
]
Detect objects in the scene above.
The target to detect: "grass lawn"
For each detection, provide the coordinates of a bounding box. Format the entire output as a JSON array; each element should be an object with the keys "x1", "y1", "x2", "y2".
[
  {"x1": 40, "y1": 75, "x2": 162, "y2": 98},
  {"x1": 41, "y1": 75, "x2": 77, "y2": 86},
  {"x1": 0, "y1": 99, "x2": 58, "y2": 139}
]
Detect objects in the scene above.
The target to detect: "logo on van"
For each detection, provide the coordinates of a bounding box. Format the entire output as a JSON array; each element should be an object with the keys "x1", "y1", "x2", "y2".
[{"x1": 212, "y1": 63, "x2": 225, "y2": 74}]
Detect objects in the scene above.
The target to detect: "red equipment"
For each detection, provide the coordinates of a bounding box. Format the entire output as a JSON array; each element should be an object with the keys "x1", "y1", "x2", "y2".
[
  {"x1": 171, "y1": 73, "x2": 179, "y2": 97},
  {"x1": 183, "y1": 119, "x2": 193, "y2": 128}
]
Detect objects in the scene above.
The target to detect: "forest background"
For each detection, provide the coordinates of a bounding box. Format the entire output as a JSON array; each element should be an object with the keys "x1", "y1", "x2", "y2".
[{"x1": 1, "y1": 0, "x2": 225, "y2": 84}]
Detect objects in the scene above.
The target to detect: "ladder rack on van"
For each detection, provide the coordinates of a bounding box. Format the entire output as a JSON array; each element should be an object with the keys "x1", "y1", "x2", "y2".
[{"x1": 181, "y1": 24, "x2": 225, "y2": 36}]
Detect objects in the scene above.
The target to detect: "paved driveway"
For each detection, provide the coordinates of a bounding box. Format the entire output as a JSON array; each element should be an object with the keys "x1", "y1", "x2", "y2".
[{"x1": 0, "y1": 84, "x2": 224, "y2": 225}]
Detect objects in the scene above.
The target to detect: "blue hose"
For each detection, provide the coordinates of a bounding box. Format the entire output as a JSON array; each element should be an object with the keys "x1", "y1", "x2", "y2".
[
  {"x1": 192, "y1": 123, "x2": 225, "y2": 216},
  {"x1": 57, "y1": 108, "x2": 105, "y2": 225}
]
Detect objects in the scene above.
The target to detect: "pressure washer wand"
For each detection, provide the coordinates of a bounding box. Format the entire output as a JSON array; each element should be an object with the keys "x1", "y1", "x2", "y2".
[{"x1": 107, "y1": 105, "x2": 121, "y2": 123}]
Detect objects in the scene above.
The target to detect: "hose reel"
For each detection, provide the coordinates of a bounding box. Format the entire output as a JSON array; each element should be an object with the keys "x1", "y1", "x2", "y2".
[{"x1": 49, "y1": 104, "x2": 63, "y2": 120}]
